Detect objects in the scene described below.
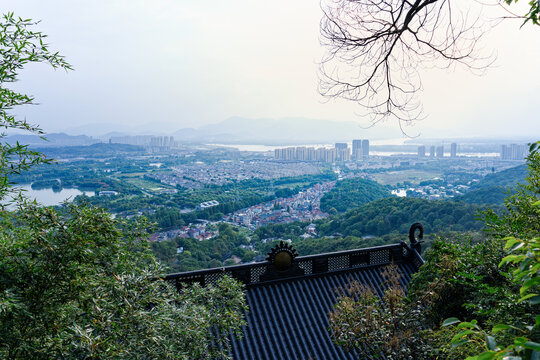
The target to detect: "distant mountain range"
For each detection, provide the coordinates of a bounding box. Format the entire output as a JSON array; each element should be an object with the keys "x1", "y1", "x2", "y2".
[
  {"x1": 7, "y1": 117, "x2": 536, "y2": 147},
  {"x1": 172, "y1": 117, "x2": 403, "y2": 144},
  {"x1": 4, "y1": 133, "x2": 100, "y2": 147},
  {"x1": 55, "y1": 116, "x2": 403, "y2": 144}
]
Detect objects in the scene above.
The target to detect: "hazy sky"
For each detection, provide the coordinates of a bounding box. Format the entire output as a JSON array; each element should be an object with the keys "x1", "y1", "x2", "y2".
[{"x1": 4, "y1": 0, "x2": 540, "y2": 138}]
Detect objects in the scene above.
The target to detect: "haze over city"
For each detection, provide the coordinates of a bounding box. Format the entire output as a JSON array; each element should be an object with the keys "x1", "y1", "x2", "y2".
[{"x1": 4, "y1": 0, "x2": 540, "y2": 139}]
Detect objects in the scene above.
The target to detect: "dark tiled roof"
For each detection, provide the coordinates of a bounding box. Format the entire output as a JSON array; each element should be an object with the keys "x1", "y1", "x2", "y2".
[{"x1": 166, "y1": 237, "x2": 424, "y2": 360}]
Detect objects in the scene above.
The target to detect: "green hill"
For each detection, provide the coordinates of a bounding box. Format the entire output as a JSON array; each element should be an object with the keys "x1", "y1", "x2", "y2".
[
  {"x1": 453, "y1": 165, "x2": 526, "y2": 205},
  {"x1": 320, "y1": 177, "x2": 392, "y2": 212},
  {"x1": 318, "y1": 197, "x2": 484, "y2": 237},
  {"x1": 471, "y1": 164, "x2": 526, "y2": 189},
  {"x1": 454, "y1": 186, "x2": 511, "y2": 205},
  {"x1": 37, "y1": 143, "x2": 145, "y2": 157}
]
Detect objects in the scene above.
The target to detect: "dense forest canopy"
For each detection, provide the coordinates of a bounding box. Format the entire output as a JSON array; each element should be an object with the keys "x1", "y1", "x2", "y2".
[{"x1": 320, "y1": 177, "x2": 392, "y2": 212}]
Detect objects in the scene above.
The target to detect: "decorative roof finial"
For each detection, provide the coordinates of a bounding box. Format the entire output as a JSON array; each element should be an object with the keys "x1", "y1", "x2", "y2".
[
  {"x1": 266, "y1": 240, "x2": 298, "y2": 271},
  {"x1": 408, "y1": 222, "x2": 424, "y2": 254}
]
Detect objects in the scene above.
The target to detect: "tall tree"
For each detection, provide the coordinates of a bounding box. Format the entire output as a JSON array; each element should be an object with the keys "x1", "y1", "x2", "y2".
[{"x1": 0, "y1": 13, "x2": 71, "y2": 205}]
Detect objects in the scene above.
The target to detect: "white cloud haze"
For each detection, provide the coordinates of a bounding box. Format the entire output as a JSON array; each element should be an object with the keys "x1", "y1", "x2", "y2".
[{"x1": 4, "y1": 0, "x2": 540, "y2": 138}]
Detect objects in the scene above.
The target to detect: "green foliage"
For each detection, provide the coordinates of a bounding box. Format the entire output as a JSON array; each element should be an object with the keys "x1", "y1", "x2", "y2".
[
  {"x1": 317, "y1": 197, "x2": 484, "y2": 237},
  {"x1": 434, "y1": 144, "x2": 540, "y2": 359},
  {"x1": 470, "y1": 165, "x2": 527, "y2": 190},
  {"x1": 329, "y1": 264, "x2": 431, "y2": 359},
  {"x1": 320, "y1": 177, "x2": 392, "y2": 212},
  {"x1": 151, "y1": 223, "x2": 250, "y2": 272},
  {"x1": 0, "y1": 13, "x2": 72, "y2": 205},
  {"x1": 443, "y1": 224, "x2": 540, "y2": 360},
  {"x1": 0, "y1": 205, "x2": 248, "y2": 359},
  {"x1": 505, "y1": 0, "x2": 540, "y2": 26},
  {"x1": 254, "y1": 221, "x2": 309, "y2": 241},
  {"x1": 450, "y1": 163, "x2": 527, "y2": 206},
  {"x1": 454, "y1": 186, "x2": 510, "y2": 205},
  {"x1": 407, "y1": 237, "x2": 518, "y2": 327},
  {"x1": 482, "y1": 151, "x2": 540, "y2": 239}
]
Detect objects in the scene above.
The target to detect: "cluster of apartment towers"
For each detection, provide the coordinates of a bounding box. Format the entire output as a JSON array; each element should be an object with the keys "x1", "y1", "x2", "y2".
[
  {"x1": 109, "y1": 135, "x2": 178, "y2": 149},
  {"x1": 274, "y1": 140, "x2": 370, "y2": 162},
  {"x1": 417, "y1": 143, "x2": 458, "y2": 158},
  {"x1": 500, "y1": 144, "x2": 528, "y2": 160}
]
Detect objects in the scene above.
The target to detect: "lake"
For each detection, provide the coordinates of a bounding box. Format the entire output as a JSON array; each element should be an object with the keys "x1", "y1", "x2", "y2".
[{"x1": 5, "y1": 185, "x2": 95, "y2": 208}]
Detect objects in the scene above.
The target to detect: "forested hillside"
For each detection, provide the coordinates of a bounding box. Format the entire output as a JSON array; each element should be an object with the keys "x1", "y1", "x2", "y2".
[
  {"x1": 453, "y1": 164, "x2": 526, "y2": 205},
  {"x1": 453, "y1": 185, "x2": 510, "y2": 205},
  {"x1": 320, "y1": 177, "x2": 392, "y2": 212},
  {"x1": 318, "y1": 197, "x2": 485, "y2": 237},
  {"x1": 470, "y1": 164, "x2": 526, "y2": 189},
  {"x1": 151, "y1": 223, "x2": 254, "y2": 272}
]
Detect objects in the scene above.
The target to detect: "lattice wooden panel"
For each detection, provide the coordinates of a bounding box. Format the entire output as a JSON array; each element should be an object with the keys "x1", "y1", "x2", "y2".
[
  {"x1": 369, "y1": 249, "x2": 390, "y2": 265},
  {"x1": 298, "y1": 260, "x2": 313, "y2": 274},
  {"x1": 205, "y1": 272, "x2": 224, "y2": 286},
  {"x1": 328, "y1": 255, "x2": 349, "y2": 271},
  {"x1": 250, "y1": 266, "x2": 266, "y2": 283}
]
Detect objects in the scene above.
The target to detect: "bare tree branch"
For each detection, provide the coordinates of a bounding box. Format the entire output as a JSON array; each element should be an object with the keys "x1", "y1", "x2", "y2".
[{"x1": 319, "y1": 0, "x2": 495, "y2": 128}]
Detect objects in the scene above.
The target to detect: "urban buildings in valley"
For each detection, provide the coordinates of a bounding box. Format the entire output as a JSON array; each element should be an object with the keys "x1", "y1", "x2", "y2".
[
  {"x1": 352, "y1": 139, "x2": 362, "y2": 159},
  {"x1": 417, "y1": 145, "x2": 426, "y2": 157},
  {"x1": 418, "y1": 143, "x2": 459, "y2": 158},
  {"x1": 362, "y1": 139, "x2": 370, "y2": 157},
  {"x1": 109, "y1": 135, "x2": 179, "y2": 149},
  {"x1": 147, "y1": 160, "x2": 321, "y2": 189},
  {"x1": 501, "y1": 144, "x2": 527, "y2": 160},
  {"x1": 451, "y1": 143, "x2": 457, "y2": 158},
  {"x1": 225, "y1": 181, "x2": 336, "y2": 229},
  {"x1": 109, "y1": 135, "x2": 153, "y2": 146},
  {"x1": 274, "y1": 139, "x2": 369, "y2": 162},
  {"x1": 197, "y1": 200, "x2": 219, "y2": 210}
]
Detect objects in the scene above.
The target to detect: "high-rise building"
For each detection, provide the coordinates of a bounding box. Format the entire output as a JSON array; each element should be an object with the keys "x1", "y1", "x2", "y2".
[
  {"x1": 501, "y1": 145, "x2": 508, "y2": 160},
  {"x1": 334, "y1": 143, "x2": 349, "y2": 161},
  {"x1": 110, "y1": 135, "x2": 153, "y2": 146},
  {"x1": 436, "y1": 146, "x2": 444, "y2": 158},
  {"x1": 274, "y1": 140, "x2": 372, "y2": 163},
  {"x1": 352, "y1": 139, "x2": 362, "y2": 159},
  {"x1": 500, "y1": 144, "x2": 527, "y2": 160},
  {"x1": 286, "y1": 147, "x2": 295, "y2": 160},
  {"x1": 362, "y1": 139, "x2": 370, "y2": 157},
  {"x1": 317, "y1": 148, "x2": 322, "y2": 161},
  {"x1": 417, "y1": 145, "x2": 426, "y2": 157},
  {"x1": 307, "y1": 147, "x2": 316, "y2": 161},
  {"x1": 429, "y1": 146, "x2": 435, "y2": 157},
  {"x1": 511, "y1": 144, "x2": 525, "y2": 160},
  {"x1": 296, "y1": 147, "x2": 307, "y2": 161},
  {"x1": 338, "y1": 148, "x2": 351, "y2": 161},
  {"x1": 149, "y1": 136, "x2": 177, "y2": 149},
  {"x1": 325, "y1": 148, "x2": 336, "y2": 162},
  {"x1": 450, "y1": 143, "x2": 457, "y2": 158}
]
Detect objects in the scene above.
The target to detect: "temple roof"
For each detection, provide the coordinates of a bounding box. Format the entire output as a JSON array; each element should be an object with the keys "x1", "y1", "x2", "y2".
[{"x1": 165, "y1": 224, "x2": 425, "y2": 360}]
